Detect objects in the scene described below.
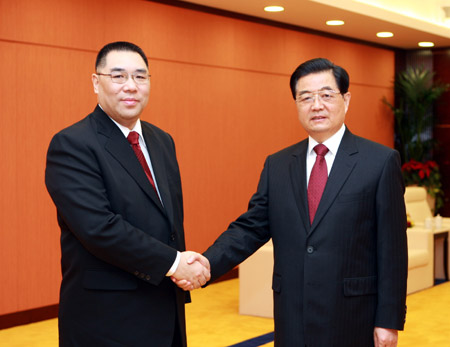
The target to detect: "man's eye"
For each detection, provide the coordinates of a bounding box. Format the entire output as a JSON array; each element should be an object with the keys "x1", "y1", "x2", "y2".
[
  {"x1": 112, "y1": 74, "x2": 126, "y2": 80},
  {"x1": 301, "y1": 95, "x2": 312, "y2": 102},
  {"x1": 321, "y1": 93, "x2": 332, "y2": 99},
  {"x1": 135, "y1": 75, "x2": 147, "y2": 81}
]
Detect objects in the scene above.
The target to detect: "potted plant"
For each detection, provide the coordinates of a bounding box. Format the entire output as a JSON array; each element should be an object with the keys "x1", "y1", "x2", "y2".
[
  {"x1": 384, "y1": 66, "x2": 448, "y2": 212},
  {"x1": 401, "y1": 159, "x2": 443, "y2": 211}
]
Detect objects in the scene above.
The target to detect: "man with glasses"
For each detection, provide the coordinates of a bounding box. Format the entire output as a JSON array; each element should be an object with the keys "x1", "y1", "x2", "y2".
[
  {"x1": 177, "y1": 58, "x2": 408, "y2": 347},
  {"x1": 45, "y1": 41, "x2": 209, "y2": 346}
]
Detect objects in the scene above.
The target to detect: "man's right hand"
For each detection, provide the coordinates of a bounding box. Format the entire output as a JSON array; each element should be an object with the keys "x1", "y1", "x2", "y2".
[{"x1": 171, "y1": 251, "x2": 210, "y2": 291}]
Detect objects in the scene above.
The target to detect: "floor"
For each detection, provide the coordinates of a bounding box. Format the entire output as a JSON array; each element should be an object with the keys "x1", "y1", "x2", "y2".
[{"x1": 0, "y1": 278, "x2": 449, "y2": 346}]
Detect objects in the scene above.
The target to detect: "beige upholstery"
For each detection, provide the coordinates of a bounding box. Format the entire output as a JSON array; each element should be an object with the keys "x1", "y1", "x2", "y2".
[
  {"x1": 406, "y1": 228, "x2": 434, "y2": 294},
  {"x1": 404, "y1": 186, "x2": 433, "y2": 225},
  {"x1": 404, "y1": 186, "x2": 450, "y2": 280},
  {"x1": 239, "y1": 241, "x2": 273, "y2": 318},
  {"x1": 405, "y1": 186, "x2": 450, "y2": 226}
]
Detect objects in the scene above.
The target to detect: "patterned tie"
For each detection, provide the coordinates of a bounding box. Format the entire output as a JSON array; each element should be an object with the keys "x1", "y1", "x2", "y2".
[
  {"x1": 127, "y1": 131, "x2": 158, "y2": 197},
  {"x1": 308, "y1": 144, "x2": 329, "y2": 224}
]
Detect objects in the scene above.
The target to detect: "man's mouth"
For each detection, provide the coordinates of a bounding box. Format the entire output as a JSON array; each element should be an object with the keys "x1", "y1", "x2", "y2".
[{"x1": 122, "y1": 98, "x2": 138, "y2": 106}]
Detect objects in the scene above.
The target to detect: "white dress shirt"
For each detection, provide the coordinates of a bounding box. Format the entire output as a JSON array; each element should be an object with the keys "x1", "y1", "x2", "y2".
[
  {"x1": 306, "y1": 124, "x2": 346, "y2": 185},
  {"x1": 109, "y1": 118, "x2": 163, "y2": 202}
]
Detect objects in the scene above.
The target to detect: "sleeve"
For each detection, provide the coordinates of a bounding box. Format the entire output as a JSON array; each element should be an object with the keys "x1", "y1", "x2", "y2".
[
  {"x1": 45, "y1": 130, "x2": 177, "y2": 286},
  {"x1": 203, "y1": 157, "x2": 272, "y2": 282},
  {"x1": 374, "y1": 150, "x2": 408, "y2": 330}
]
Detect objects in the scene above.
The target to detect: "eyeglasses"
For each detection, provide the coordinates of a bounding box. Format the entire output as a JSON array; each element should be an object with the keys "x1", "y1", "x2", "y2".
[
  {"x1": 96, "y1": 71, "x2": 151, "y2": 84},
  {"x1": 296, "y1": 89, "x2": 342, "y2": 105}
]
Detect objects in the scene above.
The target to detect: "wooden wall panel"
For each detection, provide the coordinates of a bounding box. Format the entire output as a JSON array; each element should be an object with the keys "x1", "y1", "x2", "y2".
[
  {"x1": 0, "y1": 41, "x2": 96, "y2": 315},
  {"x1": 0, "y1": 0, "x2": 395, "y2": 315}
]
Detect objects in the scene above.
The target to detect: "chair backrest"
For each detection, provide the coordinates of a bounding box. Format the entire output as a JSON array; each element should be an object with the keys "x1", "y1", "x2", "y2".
[{"x1": 404, "y1": 186, "x2": 433, "y2": 224}]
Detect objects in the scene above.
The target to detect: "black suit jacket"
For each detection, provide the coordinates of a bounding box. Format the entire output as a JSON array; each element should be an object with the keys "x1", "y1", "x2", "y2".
[
  {"x1": 204, "y1": 129, "x2": 408, "y2": 347},
  {"x1": 46, "y1": 106, "x2": 189, "y2": 346}
]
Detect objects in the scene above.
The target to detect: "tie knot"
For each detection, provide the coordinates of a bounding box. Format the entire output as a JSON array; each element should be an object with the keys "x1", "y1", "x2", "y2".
[
  {"x1": 127, "y1": 131, "x2": 140, "y2": 145},
  {"x1": 314, "y1": 144, "x2": 328, "y2": 157}
]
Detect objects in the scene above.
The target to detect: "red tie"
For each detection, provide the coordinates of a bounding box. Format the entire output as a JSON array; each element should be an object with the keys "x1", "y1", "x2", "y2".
[
  {"x1": 127, "y1": 131, "x2": 158, "y2": 196},
  {"x1": 308, "y1": 144, "x2": 329, "y2": 224}
]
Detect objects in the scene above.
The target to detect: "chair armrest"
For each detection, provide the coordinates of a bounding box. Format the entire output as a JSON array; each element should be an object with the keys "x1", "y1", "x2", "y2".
[{"x1": 406, "y1": 227, "x2": 432, "y2": 250}]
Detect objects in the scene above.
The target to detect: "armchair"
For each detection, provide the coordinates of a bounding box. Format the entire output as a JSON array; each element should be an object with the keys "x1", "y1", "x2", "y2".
[
  {"x1": 239, "y1": 241, "x2": 273, "y2": 318},
  {"x1": 406, "y1": 228, "x2": 434, "y2": 294},
  {"x1": 404, "y1": 186, "x2": 450, "y2": 226},
  {"x1": 404, "y1": 186, "x2": 449, "y2": 281}
]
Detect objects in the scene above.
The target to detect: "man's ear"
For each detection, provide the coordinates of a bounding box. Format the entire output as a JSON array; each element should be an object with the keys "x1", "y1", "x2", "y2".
[
  {"x1": 92, "y1": 73, "x2": 99, "y2": 94},
  {"x1": 343, "y1": 92, "x2": 351, "y2": 113}
]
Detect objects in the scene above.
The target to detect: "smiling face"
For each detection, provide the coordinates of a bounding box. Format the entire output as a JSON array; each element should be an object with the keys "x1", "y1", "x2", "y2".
[
  {"x1": 295, "y1": 70, "x2": 351, "y2": 143},
  {"x1": 92, "y1": 50, "x2": 150, "y2": 129}
]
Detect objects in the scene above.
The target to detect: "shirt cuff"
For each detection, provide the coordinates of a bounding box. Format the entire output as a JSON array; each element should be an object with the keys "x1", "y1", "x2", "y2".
[{"x1": 166, "y1": 251, "x2": 181, "y2": 276}]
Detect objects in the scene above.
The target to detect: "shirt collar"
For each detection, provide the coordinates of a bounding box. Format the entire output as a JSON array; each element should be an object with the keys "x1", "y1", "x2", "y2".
[
  {"x1": 308, "y1": 124, "x2": 346, "y2": 156},
  {"x1": 111, "y1": 118, "x2": 143, "y2": 139},
  {"x1": 98, "y1": 104, "x2": 143, "y2": 140}
]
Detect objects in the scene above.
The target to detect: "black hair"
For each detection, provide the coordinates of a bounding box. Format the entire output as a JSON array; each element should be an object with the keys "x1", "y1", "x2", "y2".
[
  {"x1": 95, "y1": 41, "x2": 148, "y2": 70},
  {"x1": 289, "y1": 58, "x2": 349, "y2": 99}
]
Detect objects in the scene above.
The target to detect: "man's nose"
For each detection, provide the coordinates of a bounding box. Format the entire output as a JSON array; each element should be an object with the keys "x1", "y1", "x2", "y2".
[
  {"x1": 311, "y1": 94, "x2": 324, "y2": 108},
  {"x1": 123, "y1": 76, "x2": 138, "y2": 90}
]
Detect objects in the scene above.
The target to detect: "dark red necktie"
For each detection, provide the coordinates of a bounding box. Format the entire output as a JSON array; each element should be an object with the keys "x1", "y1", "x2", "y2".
[
  {"x1": 308, "y1": 144, "x2": 329, "y2": 224},
  {"x1": 127, "y1": 131, "x2": 158, "y2": 196}
]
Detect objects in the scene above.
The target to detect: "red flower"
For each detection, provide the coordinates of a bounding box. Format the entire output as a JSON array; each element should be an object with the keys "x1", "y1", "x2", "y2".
[
  {"x1": 410, "y1": 160, "x2": 423, "y2": 170},
  {"x1": 428, "y1": 161, "x2": 438, "y2": 168},
  {"x1": 401, "y1": 160, "x2": 438, "y2": 174}
]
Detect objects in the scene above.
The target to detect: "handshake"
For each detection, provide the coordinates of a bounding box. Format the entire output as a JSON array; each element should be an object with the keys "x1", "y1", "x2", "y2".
[{"x1": 171, "y1": 251, "x2": 211, "y2": 291}]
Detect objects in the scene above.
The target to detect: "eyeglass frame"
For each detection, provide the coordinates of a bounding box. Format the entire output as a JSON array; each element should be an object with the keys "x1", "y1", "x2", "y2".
[
  {"x1": 96, "y1": 70, "x2": 151, "y2": 85},
  {"x1": 295, "y1": 89, "x2": 344, "y2": 105}
]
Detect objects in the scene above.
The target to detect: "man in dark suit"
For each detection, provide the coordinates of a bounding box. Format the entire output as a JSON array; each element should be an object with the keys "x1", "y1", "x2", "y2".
[
  {"x1": 178, "y1": 58, "x2": 408, "y2": 346},
  {"x1": 45, "y1": 41, "x2": 210, "y2": 347}
]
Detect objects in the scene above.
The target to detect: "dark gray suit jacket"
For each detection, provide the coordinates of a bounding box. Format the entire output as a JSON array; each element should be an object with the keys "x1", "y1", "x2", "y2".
[
  {"x1": 204, "y1": 128, "x2": 408, "y2": 347},
  {"x1": 46, "y1": 106, "x2": 188, "y2": 346}
]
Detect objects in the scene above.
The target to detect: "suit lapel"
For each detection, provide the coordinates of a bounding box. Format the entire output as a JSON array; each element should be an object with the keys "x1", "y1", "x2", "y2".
[
  {"x1": 309, "y1": 129, "x2": 358, "y2": 233},
  {"x1": 142, "y1": 123, "x2": 174, "y2": 227},
  {"x1": 289, "y1": 140, "x2": 310, "y2": 232},
  {"x1": 94, "y1": 107, "x2": 166, "y2": 215}
]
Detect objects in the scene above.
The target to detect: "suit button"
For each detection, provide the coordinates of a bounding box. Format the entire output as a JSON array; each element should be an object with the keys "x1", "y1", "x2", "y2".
[
  {"x1": 145, "y1": 275, "x2": 151, "y2": 281},
  {"x1": 170, "y1": 233, "x2": 176, "y2": 241},
  {"x1": 139, "y1": 273, "x2": 145, "y2": 279},
  {"x1": 307, "y1": 246, "x2": 314, "y2": 254},
  {"x1": 134, "y1": 271, "x2": 139, "y2": 276}
]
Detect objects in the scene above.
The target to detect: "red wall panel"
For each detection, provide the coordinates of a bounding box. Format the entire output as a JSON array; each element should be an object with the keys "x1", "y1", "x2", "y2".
[{"x1": 0, "y1": 0, "x2": 395, "y2": 315}]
